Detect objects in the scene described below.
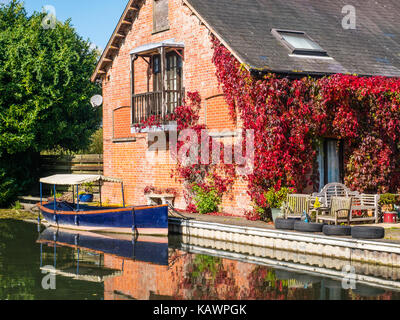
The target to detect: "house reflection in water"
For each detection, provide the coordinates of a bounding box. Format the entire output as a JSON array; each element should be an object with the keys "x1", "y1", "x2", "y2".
[{"x1": 37, "y1": 229, "x2": 397, "y2": 300}]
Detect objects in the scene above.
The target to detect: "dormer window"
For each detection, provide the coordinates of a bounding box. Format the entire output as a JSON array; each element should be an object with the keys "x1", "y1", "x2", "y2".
[{"x1": 271, "y1": 29, "x2": 329, "y2": 57}]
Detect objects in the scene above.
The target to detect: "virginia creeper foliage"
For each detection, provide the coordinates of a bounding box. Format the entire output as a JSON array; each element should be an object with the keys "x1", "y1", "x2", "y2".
[
  {"x1": 137, "y1": 92, "x2": 235, "y2": 213},
  {"x1": 211, "y1": 36, "x2": 400, "y2": 212}
]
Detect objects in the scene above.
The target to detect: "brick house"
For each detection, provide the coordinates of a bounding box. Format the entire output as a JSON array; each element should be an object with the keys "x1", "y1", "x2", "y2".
[{"x1": 91, "y1": 0, "x2": 400, "y2": 215}]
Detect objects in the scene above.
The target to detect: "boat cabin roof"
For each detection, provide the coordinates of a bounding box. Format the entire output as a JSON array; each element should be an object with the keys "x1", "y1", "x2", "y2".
[{"x1": 39, "y1": 174, "x2": 123, "y2": 186}]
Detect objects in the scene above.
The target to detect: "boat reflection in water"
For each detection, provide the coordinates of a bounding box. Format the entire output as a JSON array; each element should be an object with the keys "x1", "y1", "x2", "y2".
[{"x1": 37, "y1": 228, "x2": 168, "y2": 287}]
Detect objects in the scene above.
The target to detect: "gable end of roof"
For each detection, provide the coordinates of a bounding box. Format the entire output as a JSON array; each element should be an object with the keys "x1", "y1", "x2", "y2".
[{"x1": 91, "y1": 0, "x2": 142, "y2": 82}]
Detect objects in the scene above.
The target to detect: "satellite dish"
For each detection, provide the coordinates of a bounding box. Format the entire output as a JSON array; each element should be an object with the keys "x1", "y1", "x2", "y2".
[{"x1": 90, "y1": 95, "x2": 103, "y2": 108}]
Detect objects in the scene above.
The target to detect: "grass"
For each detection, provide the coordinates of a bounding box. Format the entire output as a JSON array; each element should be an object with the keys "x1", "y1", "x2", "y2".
[
  {"x1": 0, "y1": 209, "x2": 39, "y2": 221},
  {"x1": 384, "y1": 227, "x2": 400, "y2": 241}
]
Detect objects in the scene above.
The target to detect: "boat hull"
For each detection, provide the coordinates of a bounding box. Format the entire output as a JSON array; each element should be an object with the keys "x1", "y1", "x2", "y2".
[{"x1": 38, "y1": 202, "x2": 169, "y2": 236}]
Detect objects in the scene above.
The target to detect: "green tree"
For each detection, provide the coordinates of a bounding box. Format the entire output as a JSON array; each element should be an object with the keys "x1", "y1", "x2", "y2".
[{"x1": 0, "y1": 1, "x2": 101, "y2": 206}]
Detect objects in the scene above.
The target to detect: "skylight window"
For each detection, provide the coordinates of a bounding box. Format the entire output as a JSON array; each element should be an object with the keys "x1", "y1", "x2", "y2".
[{"x1": 271, "y1": 29, "x2": 329, "y2": 57}]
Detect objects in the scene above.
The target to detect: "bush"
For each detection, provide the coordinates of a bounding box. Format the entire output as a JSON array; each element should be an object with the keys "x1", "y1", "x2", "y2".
[
  {"x1": 265, "y1": 187, "x2": 293, "y2": 209},
  {"x1": 0, "y1": 171, "x2": 17, "y2": 208},
  {"x1": 86, "y1": 128, "x2": 103, "y2": 154},
  {"x1": 192, "y1": 184, "x2": 222, "y2": 214},
  {"x1": 82, "y1": 182, "x2": 94, "y2": 194},
  {"x1": 248, "y1": 187, "x2": 293, "y2": 222},
  {"x1": 379, "y1": 193, "x2": 399, "y2": 206},
  {"x1": 0, "y1": 152, "x2": 40, "y2": 207},
  {"x1": 12, "y1": 201, "x2": 22, "y2": 210}
]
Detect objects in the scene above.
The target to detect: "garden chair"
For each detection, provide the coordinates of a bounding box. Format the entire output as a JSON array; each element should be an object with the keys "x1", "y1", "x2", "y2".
[
  {"x1": 350, "y1": 193, "x2": 380, "y2": 224},
  {"x1": 283, "y1": 194, "x2": 311, "y2": 219},
  {"x1": 316, "y1": 196, "x2": 353, "y2": 225},
  {"x1": 313, "y1": 183, "x2": 359, "y2": 207}
]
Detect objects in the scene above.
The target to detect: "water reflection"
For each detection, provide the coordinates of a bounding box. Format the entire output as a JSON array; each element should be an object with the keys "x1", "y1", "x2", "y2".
[
  {"x1": 37, "y1": 225, "x2": 400, "y2": 300},
  {"x1": 0, "y1": 220, "x2": 103, "y2": 300},
  {"x1": 0, "y1": 220, "x2": 399, "y2": 300}
]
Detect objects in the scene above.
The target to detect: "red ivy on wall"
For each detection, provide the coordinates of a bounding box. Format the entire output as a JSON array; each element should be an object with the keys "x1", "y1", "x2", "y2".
[
  {"x1": 137, "y1": 91, "x2": 236, "y2": 213},
  {"x1": 211, "y1": 36, "x2": 400, "y2": 211},
  {"x1": 169, "y1": 92, "x2": 236, "y2": 212}
]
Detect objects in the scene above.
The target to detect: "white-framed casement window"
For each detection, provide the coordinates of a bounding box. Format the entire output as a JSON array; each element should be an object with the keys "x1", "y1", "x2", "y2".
[{"x1": 271, "y1": 29, "x2": 329, "y2": 57}]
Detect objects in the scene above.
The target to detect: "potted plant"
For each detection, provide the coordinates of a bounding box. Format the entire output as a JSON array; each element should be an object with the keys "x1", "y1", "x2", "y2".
[
  {"x1": 265, "y1": 187, "x2": 293, "y2": 222},
  {"x1": 379, "y1": 193, "x2": 397, "y2": 212},
  {"x1": 379, "y1": 193, "x2": 399, "y2": 223},
  {"x1": 48, "y1": 191, "x2": 63, "y2": 202},
  {"x1": 78, "y1": 182, "x2": 94, "y2": 203}
]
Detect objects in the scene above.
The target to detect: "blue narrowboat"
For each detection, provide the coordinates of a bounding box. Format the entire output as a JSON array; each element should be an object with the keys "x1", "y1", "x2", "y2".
[{"x1": 36, "y1": 174, "x2": 169, "y2": 236}]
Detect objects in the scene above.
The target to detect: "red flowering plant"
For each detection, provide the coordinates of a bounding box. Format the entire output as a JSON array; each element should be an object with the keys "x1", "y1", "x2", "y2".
[
  {"x1": 211, "y1": 36, "x2": 400, "y2": 219},
  {"x1": 169, "y1": 93, "x2": 237, "y2": 213},
  {"x1": 133, "y1": 114, "x2": 164, "y2": 132},
  {"x1": 138, "y1": 91, "x2": 236, "y2": 214}
]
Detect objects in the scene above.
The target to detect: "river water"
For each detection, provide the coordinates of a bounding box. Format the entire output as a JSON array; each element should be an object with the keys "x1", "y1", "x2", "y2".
[{"x1": 1, "y1": 219, "x2": 400, "y2": 300}]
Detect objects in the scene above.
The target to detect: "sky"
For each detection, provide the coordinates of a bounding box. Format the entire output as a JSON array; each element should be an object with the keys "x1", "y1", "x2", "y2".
[{"x1": 10, "y1": 0, "x2": 129, "y2": 51}]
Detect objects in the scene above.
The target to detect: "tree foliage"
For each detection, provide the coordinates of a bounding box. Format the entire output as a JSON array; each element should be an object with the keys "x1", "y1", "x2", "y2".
[{"x1": 0, "y1": 1, "x2": 101, "y2": 206}]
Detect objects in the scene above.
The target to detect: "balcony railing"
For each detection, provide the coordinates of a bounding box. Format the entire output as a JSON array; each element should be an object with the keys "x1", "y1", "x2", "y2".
[{"x1": 132, "y1": 89, "x2": 185, "y2": 125}]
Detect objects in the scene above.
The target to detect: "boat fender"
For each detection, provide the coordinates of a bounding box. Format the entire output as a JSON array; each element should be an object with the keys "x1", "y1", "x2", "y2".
[
  {"x1": 74, "y1": 215, "x2": 79, "y2": 226},
  {"x1": 74, "y1": 234, "x2": 80, "y2": 246}
]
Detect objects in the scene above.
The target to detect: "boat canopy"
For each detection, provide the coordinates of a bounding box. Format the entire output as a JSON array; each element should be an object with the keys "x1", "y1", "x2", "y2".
[{"x1": 39, "y1": 174, "x2": 123, "y2": 186}]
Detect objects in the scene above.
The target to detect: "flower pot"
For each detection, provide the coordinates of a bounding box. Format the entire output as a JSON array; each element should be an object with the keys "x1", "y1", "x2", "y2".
[
  {"x1": 271, "y1": 208, "x2": 283, "y2": 223},
  {"x1": 79, "y1": 193, "x2": 94, "y2": 203},
  {"x1": 383, "y1": 212, "x2": 397, "y2": 224}
]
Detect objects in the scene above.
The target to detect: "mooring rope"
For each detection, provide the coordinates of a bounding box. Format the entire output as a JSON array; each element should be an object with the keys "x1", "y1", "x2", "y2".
[{"x1": 168, "y1": 203, "x2": 191, "y2": 220}]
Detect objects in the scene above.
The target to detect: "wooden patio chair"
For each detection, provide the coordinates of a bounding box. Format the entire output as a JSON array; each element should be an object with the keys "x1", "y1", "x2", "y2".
[
  {"x1": 316, "y1": 196, "x2": 353, "y2": 225},
  {"x1": 283, "y1": 194, "x2": 311, "y2": 219},
  {"x1": 350, "y1": 193, "x2": 380, "y2": 224},
  {"x1": 313, "y1": 183, "x2": 359, "y2": 207}
]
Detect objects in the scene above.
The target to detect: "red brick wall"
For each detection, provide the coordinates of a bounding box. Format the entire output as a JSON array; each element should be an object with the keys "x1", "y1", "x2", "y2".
[
  {"x1": 113, "y1": 106, "x2": 134, "y2": 140},
  {"x1": 101, "y1": 0, "x2": 251, "y2": 215},
  {"x1": 104, "y1": 254, "x2": 173, "y2": 300},
  {"x1": 103, "y1": 251, "x2": 257, "y2": 300}
]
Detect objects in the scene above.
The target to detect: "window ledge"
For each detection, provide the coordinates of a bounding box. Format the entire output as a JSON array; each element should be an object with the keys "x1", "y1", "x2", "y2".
[
  {"x1": 288, "y1": 54, "x2": 334, "y2": 60},
  {"x1": 112, "y1": 137, "x2": 137, "y2": 143},
  {"x1": 152, "y1": 27, "x2": 170, "y2": 35},
  {"x1": 131, "y1": 124, "x2": 177, "y2": 133}
]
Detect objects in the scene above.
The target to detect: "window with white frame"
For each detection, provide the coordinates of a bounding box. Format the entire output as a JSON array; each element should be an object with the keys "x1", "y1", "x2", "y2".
[{"x1": 271, "y1": 29, "x2": 329, "y2": 57}]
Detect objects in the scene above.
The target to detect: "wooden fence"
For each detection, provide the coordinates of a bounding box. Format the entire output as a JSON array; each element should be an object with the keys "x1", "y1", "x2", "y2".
[
  {"x1": 40, "y1": 154, "x2": 103, "y2": 175},
  {"x1": 40, "y1": 154, "x2": 103, "y2": 194}
]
